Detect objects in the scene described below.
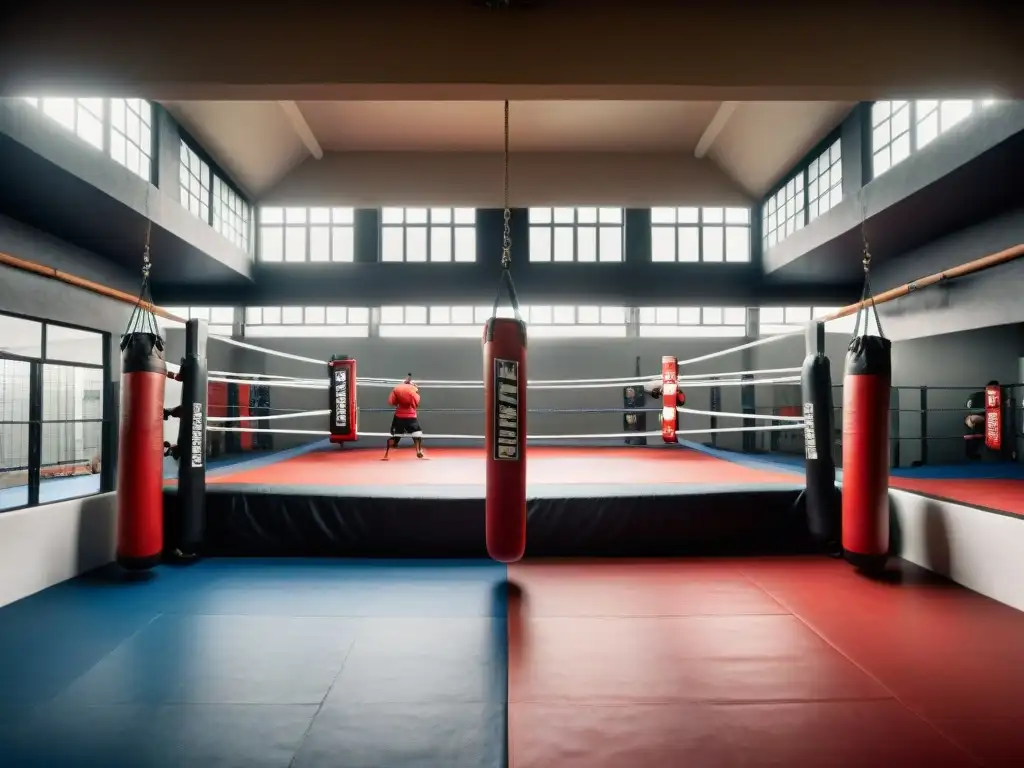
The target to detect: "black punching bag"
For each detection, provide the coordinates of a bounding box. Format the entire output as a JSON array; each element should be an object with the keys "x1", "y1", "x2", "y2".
[{"x1": 801, "y1": 352, "x2": 840, "y2": 549}]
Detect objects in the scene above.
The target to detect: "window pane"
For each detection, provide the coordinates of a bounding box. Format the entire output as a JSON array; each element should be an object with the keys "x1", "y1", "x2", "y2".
[
  {"x1": 454, "y1": 227, "x2": 476, "y2": 262},
  {"x1": 678, "y1": 227, "x2": 700, "y2": 262},
  {"x1": 723, "y1": 307, "x2": 746, "y2": 326},
  {"x1": 677, "y1": 207, "x2": 699, "y2": 224},
  {"x1": 0, "y1": 358, "x2": 32, "y2": 508},
  {"x1": 430, "y1": 227, "x2": 452, "y2": 262},
  {"x1": 760, "y1": 308, "x2": 784, "y2": 324},
  {"x1": 702, "y1": 226, "x2": 724, "y2": 262},
  {"x1": 703, "y1": 307, "x2": 723, "y2": 325},
  {"x1": 529, "y1": 227, "x2": 551, "y2": 262},
  {"x1": 599, "y1": 207, "x2": 623, "y2": 224},
  {"x1": 284, "y1": 227, "x2": 307, "y2": 262},
  {"x1": 348, "y1": 307, "x2": 370, "y2": 325},
  {"x1": 40, "y1": 364, "x2": 104, "y2": 499},
  {"x1": 577, "y1": 227, "x2": 597, "y2": 262},
  {"x1": 405, "y1": 306, "x2": 427, "y2": 324},
  {"x1": 724, "y1": 226, "x2": 750, "y2": 262},
  {"x1": 601, "y1": 307, "x2": 627, "y2": 325},
  {"x1": 0, "y1": 314, "x2": 43, "y2": 358},
  {"x1": 305, "y1": 306, "x2": 326, "y2": 324},
  {"x1": 310, "y1": 207, "x2": 330, "y2": 224},
  {"x1": 577, "y1": 207, "x2": 598, "y2": 224},
  {"x1": 259, "y1": 227, "x2": 284, "y2": 262},
  {"x1": 332, "y1": 226, "x2": 354, "y2": 262},
  {"x1": 599, "y1": 227, "x2": 623, "y2": 262},
  {"x1": 429, "y1": 306, "x2": 451, "y2": 324},
  {"x1": 577, "y1": 306, "x2": 600, "y2": 324},
  {"x1": 332, "y1": 207, "x2": 355, "y2": 224},
  {"x1": 451, "y1": 306, "x2": 474, "y2": 324},
  {"x1": 430, "y1": 208, "x2": 452, "y2": 224},
  {"x1": 678, "y1": 307, "x2": 701, "y2": 324},
  {"x1": 702, "y1": 207, "x2": 724, "y2": 224},
  {"x1": 453, "y1": 208, "x2": 476, "y2": 225},
  {"x1": 406, "y1": 226, "x2": 428, "y2": 262},
  {"x1": 553, "y1": 228, "x2": 574, "y2": 262},
  {"x1": 724, "y1": 207, "x2": 750, "y2": 225},
  {"x1": 245, "y1": 307, "x2": 262, "y2": 325},
  {"x1": 325, "y1": 307, "x2": 347, "y2": 325},
  {"x1": 656, "y1": 307, "x2": 677, "y2": 324},
  {"x1": 261, "y1": 207, "x2": 283, "y2": 225},
  {"x1": 309, "y1": 227, "x2": 330, "y2": 262},
  {"x1": 210, "y1": 307, "x2": 234, "y2": 325},
  {"x1": 553, "y1": 207, "x2": 575, "y2": 224},
  {"x1": 651, "y1": 227, "x2": 676, "y2": 262},
  {"x1": 552, "y1": 306, "x2": 575, "y2": 324},
  {"x1": 638, "y1": 308, "x2": 656, "y2": 324},
  {"x1": 406, "y1": 207, "x2": 428, "y2": 224},
  {"x1": 529, "y1": 207, "x2": 552, "y2": 224},
  {"x1": 380, "y1": 306, "x2": 404, "y2": 324},
  {"x1": 381, "y1": 207, "x2": 404, "y2": 224},
  {"x1": 284, "y1": 208, "x2": 307, "y2": 225},
  {"x1": 651, "y1": 207, "x2": 676, "y2": 224},
  {"x1": 381, "y1": 227, "x2": 404, "y2": 262},
  {"x1": 281, "y1": 307, "x2": 303, "y2": 324},
  {"x1": 531, "y1": 305, "x2": 552, "y2": 324}
]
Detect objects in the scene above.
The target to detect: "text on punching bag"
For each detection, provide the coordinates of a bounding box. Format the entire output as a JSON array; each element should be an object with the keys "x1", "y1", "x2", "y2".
[
  {"x1": 191, "y1": 403, "x2": 204, "y2": 468},
  {"x1": 334, "y1": 369, "x2": 348, "y2": 430},
  {"x1": 494, "y1": 359, "x2": 520, "y2": 461}
]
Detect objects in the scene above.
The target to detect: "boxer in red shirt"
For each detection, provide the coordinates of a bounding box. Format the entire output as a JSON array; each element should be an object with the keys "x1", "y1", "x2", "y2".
[{"x1": 383, "y1": 374, "x2": 425, "y2": 460}]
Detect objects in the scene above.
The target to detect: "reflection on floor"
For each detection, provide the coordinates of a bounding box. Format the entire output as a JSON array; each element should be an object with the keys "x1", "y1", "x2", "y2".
[{"x1": 1, "y1": 557, "x2": 1023, "y2": 766}]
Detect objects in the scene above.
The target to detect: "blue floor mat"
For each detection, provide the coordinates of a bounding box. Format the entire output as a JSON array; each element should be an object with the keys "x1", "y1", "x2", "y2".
[{"x1": 0, "y1": 559, "x2": 509, "y2": 767}]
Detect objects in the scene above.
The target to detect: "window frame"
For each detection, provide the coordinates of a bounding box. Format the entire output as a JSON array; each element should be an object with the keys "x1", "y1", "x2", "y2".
[
  {"x1": 527, "y1": 207, "x2": 625, "y2": 263},
  {"x1": 242, "y1": 306, "x2": 370, "y2": 338},
  {"x1": 650, "y1": 207, "x2": 752, "y2": 264},
  {"x1": 378, "y1": 207, "x2": 477, "y2": 263},
  {"x1": 869, "y1": 99, "x2": 995, "y2": 181},
  {"x1": 638, "y1": 306, "x2": 748, "y2": 338},
  {"x1": 0, "y1": 311, "x2": 111, "y2": 514},
  {"x1": 257, "y1": 206, "x2": 356, "y2": 264},
  {"x1": 761, "y1": 127, "x2": 844, "y2": 252}
]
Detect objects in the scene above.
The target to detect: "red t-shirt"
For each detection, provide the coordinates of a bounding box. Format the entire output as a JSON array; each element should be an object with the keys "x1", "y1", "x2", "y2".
[{"x1": 388, "y1": 383, "x2": 420, "y2": 419}]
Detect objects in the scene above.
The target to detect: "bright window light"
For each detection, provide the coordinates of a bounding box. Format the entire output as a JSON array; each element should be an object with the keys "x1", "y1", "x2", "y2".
[
  {"x1": 243, "y1": 306, "x2": 369, "y2": 338},
  {"x1": 379, "y1": 207, "x2": 475, "y2": 262},
  {"x1": 528, "y1": 207, "x2": 624, "y2": 262},
  {"x1": 180, "y1": 141, "x2": 211, "y2": 223},
  {"x1": 652, "y1": 207, "x2": 750, "y2": 263},
  {"x1": 109, "y1": 98, "x2": 152, "y2": 182},
  {"x1": 638, "y1": 306, "x2": 747, "y2": 338},
  {"x1": 259, "y1": 207, "x2": 354, "y2": 263}
]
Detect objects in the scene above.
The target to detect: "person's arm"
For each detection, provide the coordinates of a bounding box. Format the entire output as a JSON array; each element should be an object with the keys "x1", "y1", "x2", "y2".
[
  {"x1": 410, "y1": 388, "x2": 421, "y2": 408},
  {"x1": 388, "y1": 388, "x2": 398, "y2": 407}
]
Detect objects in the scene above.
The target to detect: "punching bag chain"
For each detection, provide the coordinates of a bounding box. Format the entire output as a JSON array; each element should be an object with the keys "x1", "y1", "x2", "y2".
[
  {"x1": 853, "y1": 198, "x2": 884, "y2": 339},
  {"x1": 123, "y1": 219, "x2": 162, "y2": 345},
  {"x1": 501, "y1": 99, "x2": 512, "y2": 270}
]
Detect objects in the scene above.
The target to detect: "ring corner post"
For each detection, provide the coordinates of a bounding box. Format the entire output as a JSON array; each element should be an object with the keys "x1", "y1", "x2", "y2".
[{"x1": 328, "y1": 356, "x2": 358, "y2": 446}]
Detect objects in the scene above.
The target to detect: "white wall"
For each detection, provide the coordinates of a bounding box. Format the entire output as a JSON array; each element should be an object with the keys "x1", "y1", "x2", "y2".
[
  {"x1": 891, "y1": 490, "x2": 1024, "y2": 613},
  {"x1": 0, "y1": 493, "x2": 118, "y2": 608}
]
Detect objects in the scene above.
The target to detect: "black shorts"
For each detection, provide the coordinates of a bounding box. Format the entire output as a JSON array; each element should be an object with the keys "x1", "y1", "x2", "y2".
[{"x1": 390, "y1": 416, "x2": 423, "y2": 439}]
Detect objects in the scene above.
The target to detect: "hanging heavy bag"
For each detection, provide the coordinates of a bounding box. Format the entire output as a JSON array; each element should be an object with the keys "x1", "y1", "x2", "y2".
[{"x1": 841, "y1": 316, "x2": 891, "y2": 573}]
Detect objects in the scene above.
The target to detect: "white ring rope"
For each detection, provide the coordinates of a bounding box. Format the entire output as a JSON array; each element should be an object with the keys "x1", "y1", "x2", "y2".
[
  {"x1": 675, "y1": 330, "x2": 804, "y2": 368},
  {"x1": 206, "y1": 409, "x2": 330, "y2": 423},
  {"x1": 207, "y1": 423, "x2": 803, "y2": 439},
  {"x1": 202, "y1": 327, "x2": 803, "y2": 383},
  {"x1": 204, "y1": 373, "x2": 801, "y2": 390},
  {"x1": 208, "y1": 334, "x2": 325, "y2": 366},
  {"x1": 676, "y1": 406, "x2": 804, "y2": 422}
]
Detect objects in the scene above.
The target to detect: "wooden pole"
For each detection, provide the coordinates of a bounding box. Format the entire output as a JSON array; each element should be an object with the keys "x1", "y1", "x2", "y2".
[
  {"x1": 0, "y1": 250, "x2": 186, "y2": 323},
  {"x1": 821, "y1": 243, "x2": 1024, "y2": 322}
]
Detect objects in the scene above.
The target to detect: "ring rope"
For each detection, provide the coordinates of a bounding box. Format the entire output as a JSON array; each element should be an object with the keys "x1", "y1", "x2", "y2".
[
  {"x1": 205, "y1": 374, "x2": 802, "y2": 390},
  {"x1": 206, "y1": 409, "x2": 330, "y2": 423},
  {"x1": 206, "y1": 424, "x2": 804, "y2": 439},
  {"x1": 201, "y1": 406, "x2": 804, "y2": 422}
]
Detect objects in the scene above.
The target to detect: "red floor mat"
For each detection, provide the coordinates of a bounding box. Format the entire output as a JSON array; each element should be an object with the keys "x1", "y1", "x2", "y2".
[
  {"x1": 209, "y1": 447, "x2": 797, "y2": 488},
  {"x1": 507, "y1": 558, "x2": 1024, "y2": 767},
  {"x1": 890, "y1": 477, "x2": 1024, "y2": 517}
]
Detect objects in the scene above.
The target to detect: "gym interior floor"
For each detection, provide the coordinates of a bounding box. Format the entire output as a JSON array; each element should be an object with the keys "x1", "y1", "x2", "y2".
[{"x1": 2, "y1": 556, "x2": 1024, "y2": 766}]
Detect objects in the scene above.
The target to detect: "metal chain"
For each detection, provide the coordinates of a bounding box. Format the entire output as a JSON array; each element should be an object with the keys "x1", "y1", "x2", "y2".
[
  {"x1": 501, "y1": 99, "x2": 511, "y2": 270},
  {"x1": 860, "y1": 196, "x2": 871, "y2": 276},
  {"x1": 141, "y1": 219, "x2": 153, "y2": 283}
]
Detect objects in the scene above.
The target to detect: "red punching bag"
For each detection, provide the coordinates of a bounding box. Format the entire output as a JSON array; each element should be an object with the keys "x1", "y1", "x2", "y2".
[
  {"x1": 483, "y1": 317, "x2": 527, "y2": 563},
  {"x1": 117, "y1": 332, "x2": 167, "y2": 570},
  {"x1": 841, "y1": 334, "x2": 891, "y2": 572}
]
